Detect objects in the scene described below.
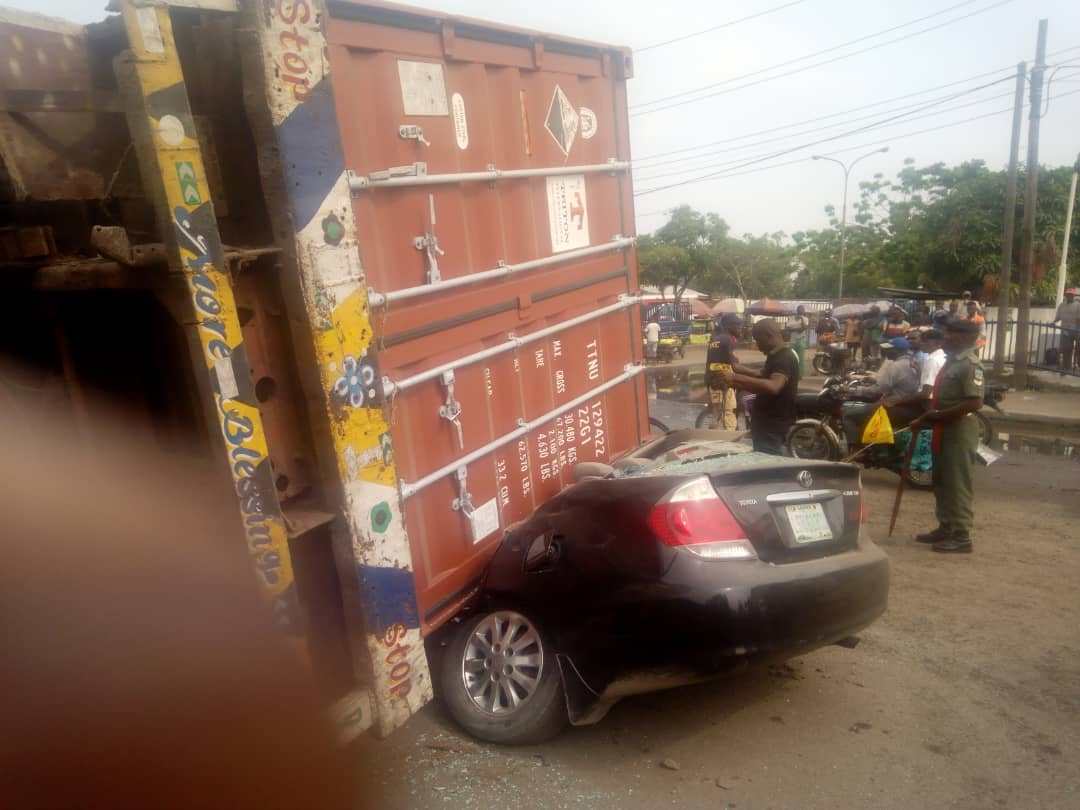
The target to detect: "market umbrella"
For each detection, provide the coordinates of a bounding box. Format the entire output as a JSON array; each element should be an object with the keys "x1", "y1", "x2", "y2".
[
  {"x1": 689, "y1": 298, "x2": 714, "y2": 318},
  {"x1": 710, "y1": 298, "x2": 742, "y2": 315},
  {"x1": 747, "y1": 298, "x2": 795, "y2": 316}
]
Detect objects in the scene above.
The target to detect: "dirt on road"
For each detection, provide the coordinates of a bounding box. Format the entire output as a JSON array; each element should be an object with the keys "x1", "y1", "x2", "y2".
[{"x1": 355, "y1": 451, "x2": 1080, "y2": 810}]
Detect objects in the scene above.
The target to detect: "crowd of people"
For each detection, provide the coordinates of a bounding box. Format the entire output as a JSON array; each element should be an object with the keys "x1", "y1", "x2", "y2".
[
  {"x1": 813, "y1": 292, "x2": 987, "y2": 366},
  {"x1": 704, "y1": 303, "x2": 985, "y2": 555}
]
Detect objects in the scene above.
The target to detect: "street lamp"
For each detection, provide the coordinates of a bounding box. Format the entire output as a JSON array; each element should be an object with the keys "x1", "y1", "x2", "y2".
[{"x1": 812, "y1": 146, "x2": 890, "y2": 301}]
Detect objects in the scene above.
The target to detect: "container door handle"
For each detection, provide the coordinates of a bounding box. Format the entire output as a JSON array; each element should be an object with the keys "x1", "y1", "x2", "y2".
[{"x1": 438, "y1": 370, "x2": 465, "y2": 450}]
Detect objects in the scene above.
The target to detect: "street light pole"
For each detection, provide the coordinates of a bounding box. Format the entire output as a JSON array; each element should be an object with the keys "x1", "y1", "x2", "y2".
[{"x1": 813, "y1": 147, "x2": 890, "y2": 301}]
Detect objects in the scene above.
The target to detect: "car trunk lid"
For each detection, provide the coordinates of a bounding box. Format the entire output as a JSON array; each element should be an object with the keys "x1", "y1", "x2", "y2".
[{"x1": 710, "y1": 461, "x2": 862, "y2": 563}]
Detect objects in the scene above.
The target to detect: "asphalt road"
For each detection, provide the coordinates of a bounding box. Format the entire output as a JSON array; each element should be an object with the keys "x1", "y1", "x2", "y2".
[{"x1": 355, "y1": 450, "x2": 1080, "y2": 810}]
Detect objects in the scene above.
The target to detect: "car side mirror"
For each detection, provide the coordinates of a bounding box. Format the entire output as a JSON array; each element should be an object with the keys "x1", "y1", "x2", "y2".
[{"x1": 523, "y1": 533, "x2": 561, "y2": 573}]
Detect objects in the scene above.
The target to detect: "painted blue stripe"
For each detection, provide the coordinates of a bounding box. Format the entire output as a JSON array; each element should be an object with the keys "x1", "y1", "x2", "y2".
[
  {"x1": 357, "y1": 564, "x2": 421, "y2": 633},
  {"x1": 275, "y1": 76, "x2": 347, "y2": 233}
]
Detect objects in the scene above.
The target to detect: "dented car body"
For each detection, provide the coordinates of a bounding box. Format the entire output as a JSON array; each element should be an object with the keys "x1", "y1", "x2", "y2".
[{"x1": 469, "y1": 431, "x2": 889, "y2": 728}]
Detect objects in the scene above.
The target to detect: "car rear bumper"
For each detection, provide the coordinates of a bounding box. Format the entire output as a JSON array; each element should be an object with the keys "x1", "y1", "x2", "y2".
[
  {"x1": 665, "y1": 537, "x2": 888, "y2": 664},
  {"x1": 557, "y1": 538, "x2": 889, "y2": 724},
  {"x1": 575, "y1": 537, "x2": 889, "y2": 679}
]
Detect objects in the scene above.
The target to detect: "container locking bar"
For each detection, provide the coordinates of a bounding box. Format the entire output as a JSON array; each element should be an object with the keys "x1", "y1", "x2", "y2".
[
  {"x1": 382, "y1": 296, "x2": 637, "y2": 399},
  {"x1": 398, "y1": 364, "x2": 644, "y2": 500},
  {"x1": 349, "y1": 158, "x2": 629, "y2": 190},
  {"x1": 368, "y1": 236, "x2": 635, "y2": 307}
]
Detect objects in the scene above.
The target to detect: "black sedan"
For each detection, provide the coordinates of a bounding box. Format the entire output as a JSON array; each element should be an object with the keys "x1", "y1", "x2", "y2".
[{"x1": 434, "y1": 429, "x2": 890, "y2": 744}]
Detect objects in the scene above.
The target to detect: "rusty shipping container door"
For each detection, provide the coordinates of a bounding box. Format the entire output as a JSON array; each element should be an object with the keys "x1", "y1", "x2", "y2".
[{"x1": 323, "y1": 1, "x2": 647, "y2": 635}]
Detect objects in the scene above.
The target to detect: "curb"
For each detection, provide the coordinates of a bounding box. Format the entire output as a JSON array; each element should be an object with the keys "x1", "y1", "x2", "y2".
[{"x1": 988, "y1": 411, "x2": 1080, "y2": 430}]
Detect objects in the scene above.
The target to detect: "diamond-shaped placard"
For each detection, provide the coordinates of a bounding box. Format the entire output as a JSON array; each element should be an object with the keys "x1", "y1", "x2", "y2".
[{"x1": 544, "y1": 85, "x2": 579, "y2": 156}]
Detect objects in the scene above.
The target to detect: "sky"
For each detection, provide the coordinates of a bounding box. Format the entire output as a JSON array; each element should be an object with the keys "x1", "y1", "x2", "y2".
[{"x1": 20, "y1": 0, "x2": 1080, "y2": 238}]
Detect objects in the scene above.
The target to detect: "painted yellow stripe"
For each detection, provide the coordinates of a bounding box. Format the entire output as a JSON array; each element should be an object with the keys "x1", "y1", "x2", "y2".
[{"x1": 120, "y1": 2, "x2": 296, "y2": 629}]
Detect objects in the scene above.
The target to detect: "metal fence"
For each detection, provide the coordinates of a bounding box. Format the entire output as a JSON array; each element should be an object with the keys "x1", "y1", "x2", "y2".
[{"x1": 982, "y1": 320, "x2": 1080, "y2": 377}]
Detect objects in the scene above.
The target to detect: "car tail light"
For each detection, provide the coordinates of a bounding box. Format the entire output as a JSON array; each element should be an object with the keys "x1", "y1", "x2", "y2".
[{"x1": 647, "y1": 477, "x2": 756, "y2": 561}]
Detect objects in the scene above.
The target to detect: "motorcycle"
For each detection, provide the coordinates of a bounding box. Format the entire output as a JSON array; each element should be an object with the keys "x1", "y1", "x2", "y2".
[
  {"x1": 812, "y1": 342, "x2": 886, "y2": 375},
  {"x1": 978, "y1": 381, "x2": 1008, "y2": 444},
  {"x1": 656, "y1": 334, "x2": 686, "y2": 363},
  {"x1": 811, "y1": 341, "x2": 851, "y2": 375},
  {"x1": 785, "y1": 375, "x2": 935, "y2": 489}
]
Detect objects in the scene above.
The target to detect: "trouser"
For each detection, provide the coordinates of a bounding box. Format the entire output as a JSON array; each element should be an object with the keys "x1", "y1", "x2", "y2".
[
  {"x1": 933, "y1": 415, "x2": 979, "y2": 538},
  {"x1": 709, "y1": 384, "x2": 738, "y2": 430},
  {"x1": 792, "y1": 336, "x2": 807, "y2": 376},
  {"x1": 861, "y1": 334, "x2": 877, "y2": 359},
  {"x1": 1061, "y1": 331, "x2": 1077, "y2": 371},
  {"x1": 846, "y1": 341, "x2": 860, "y2": 361},
  {"x1": 646, "y1": 340, "x2": 657, "y2": 360},
  {"x1": 842, "y1": 402, "x2": 877, "y2": 444},
  {"x1": 751, "y1": 429, "x2": 787, "y2": 455}
]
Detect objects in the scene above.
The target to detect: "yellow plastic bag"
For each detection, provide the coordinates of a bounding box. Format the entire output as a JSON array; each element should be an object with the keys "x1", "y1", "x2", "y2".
[{"x1": 861, "y1": 405, "x2": 895, "y2": 445}]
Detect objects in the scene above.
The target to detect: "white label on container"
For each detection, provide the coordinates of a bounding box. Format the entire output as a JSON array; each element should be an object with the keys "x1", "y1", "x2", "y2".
[
  {"x1": 546, "y1": 174, "x2": 590, "y2": 253},
  {"x1": 136, "y1": 7, "x2": 164, "y2": 54},
  {"x1": 214, "y1": 355, "x2": 239, "y2": 400},
  {"x1": 397, "y1": 60, "x2": 448, "y2": 116},
  {"x1": 451, "y1": 92, "x2": 469, "y2": 149},
  {"x1": 579, "y1": 107, "x2": 597, "y2": 139},
  {"x1": 470, "y1": 498, "x2": 500, "y2": 543}
]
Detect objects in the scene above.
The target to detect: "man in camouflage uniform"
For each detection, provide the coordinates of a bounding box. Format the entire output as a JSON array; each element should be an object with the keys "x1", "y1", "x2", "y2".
[{"x1": 911, "y1": 318, "x2": 985, "y2": 554}]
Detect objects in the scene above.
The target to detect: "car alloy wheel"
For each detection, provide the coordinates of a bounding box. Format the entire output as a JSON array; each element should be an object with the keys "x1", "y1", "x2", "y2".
[{"x1": 461, "y1": 611, "x2": 543, "y2": 715}]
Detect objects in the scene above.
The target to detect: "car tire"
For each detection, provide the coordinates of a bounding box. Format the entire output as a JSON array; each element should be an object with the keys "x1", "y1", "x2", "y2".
[
  {"x1": 975, "y1": 411, "x2": 994, "y2": 445},
  {"x1": 440, "y1": 609, "x2": 567, "y2": 745}
]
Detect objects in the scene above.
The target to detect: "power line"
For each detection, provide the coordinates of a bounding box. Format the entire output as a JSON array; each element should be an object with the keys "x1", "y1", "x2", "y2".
[
  {"x1": 633, "y1": 45, "x2": 1080, "y2": 164},
  {"x1": 633, "y1": 76, "x2": 1014, "y2": 185},
  {"x1": 637, "y1": 0, "x2": 811, "y2": 53},
  {"x1": 634, "y1": 80, "x2": 1019, "y2": 182},
  {"x1": 635, "y1": 84, "x2": 1020, "y2": 175},
  {"x1": 630, "y1": 0, "x2": 1018, "y2": 116},
  {"x1": 633, "y1": 86, "x2": 1080, "y2": 197}
]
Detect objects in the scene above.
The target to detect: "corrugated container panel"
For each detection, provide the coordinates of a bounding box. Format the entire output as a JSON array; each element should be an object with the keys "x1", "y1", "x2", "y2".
[{"x1": 325, "y1": 0, "x2": 646, "y2": 633}]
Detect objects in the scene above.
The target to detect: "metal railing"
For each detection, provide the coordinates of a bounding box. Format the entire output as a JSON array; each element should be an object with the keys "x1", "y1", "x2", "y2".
[{"x1": 982, "y1": 319, "x2": 1080, "y2": 377}]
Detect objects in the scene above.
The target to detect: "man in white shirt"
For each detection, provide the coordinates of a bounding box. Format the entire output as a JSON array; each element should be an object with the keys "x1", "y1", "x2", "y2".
[
  {"x1": 895, "y1": 328, "x2": 946, "y2": 415},
  {"x1": 918, "y1": 329, "x2": 948, "y2": 392},
  {"x1": 645, "y1": 320, "x2": 661, "y2": 362},
  {"x1": 1054, "y1": 287, "x2": 1080, "y2": 373}
]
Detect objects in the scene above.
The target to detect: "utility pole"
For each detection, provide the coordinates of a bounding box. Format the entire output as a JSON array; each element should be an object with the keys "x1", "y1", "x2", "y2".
[
  {"x1": 1055, "y1": 153, "x2": 1079, "y2": 306},
  {"x1": 993, "y1": 62, "x2": 1027, "y2": 375},
  {"x1": 812, "y1": 146, "x2": 889, "y2": 301},
  {"x1": 1013, "y1": 19, "x2": 1048, "y2": 385}
]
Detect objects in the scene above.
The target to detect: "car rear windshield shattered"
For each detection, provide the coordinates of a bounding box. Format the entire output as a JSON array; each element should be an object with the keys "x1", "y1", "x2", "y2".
[{"x1": 614, "y1": 440, "x2": 814, "y2": 478}]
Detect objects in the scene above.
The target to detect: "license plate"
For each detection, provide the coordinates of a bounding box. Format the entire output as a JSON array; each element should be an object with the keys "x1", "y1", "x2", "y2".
[{"x1": 785, "y1": 503, "x2": 833, "y2": 544}]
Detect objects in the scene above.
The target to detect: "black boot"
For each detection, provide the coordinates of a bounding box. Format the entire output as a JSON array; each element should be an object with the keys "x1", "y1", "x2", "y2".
[
  {"x1": 915, "y1": 527, "x2": 949, "y2": 544},
  {"x1": 932, "y1": 534, "x2": 973, "y2": 554}
]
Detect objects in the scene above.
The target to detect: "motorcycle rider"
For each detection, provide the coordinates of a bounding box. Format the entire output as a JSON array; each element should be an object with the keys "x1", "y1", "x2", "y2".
[{"x1": 841, "y1": 336, "x2": 921, "y2": 447}]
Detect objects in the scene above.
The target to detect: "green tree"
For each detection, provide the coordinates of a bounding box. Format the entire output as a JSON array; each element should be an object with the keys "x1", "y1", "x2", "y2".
[
  {"x1": 638, "y1": 205, "x2": 732, "y2": 304},
  {"x1": 790, "y1": 159, "x2": 1080, "y2": 303}
]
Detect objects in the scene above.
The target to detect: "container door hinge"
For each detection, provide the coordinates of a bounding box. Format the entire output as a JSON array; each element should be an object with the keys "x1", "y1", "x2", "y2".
[
  {"x1": 451, "y1": 466, "x2": 474, "y2": 517},
  {"x1": 398, "y1": 124, "x2": 431, "y2": 147},
  {"x1": 438, "y1": 369, "x2": 464, "y2": 449},
  {"x1": 414, "y1": 193, "x2": 445, "y2": 284}
]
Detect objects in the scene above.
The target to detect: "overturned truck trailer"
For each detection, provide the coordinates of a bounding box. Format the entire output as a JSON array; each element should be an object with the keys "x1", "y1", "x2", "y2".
[{"x1": 0, "y1": 0, "x2": 645, "y2": 738}]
